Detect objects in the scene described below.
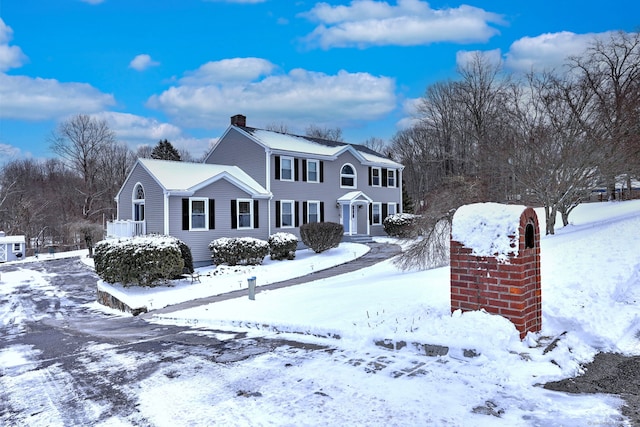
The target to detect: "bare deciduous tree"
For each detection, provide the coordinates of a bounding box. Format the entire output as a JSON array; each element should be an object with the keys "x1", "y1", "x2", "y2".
[
  {"x1": 50, "y1": 114, "x2": 117, "y2": 219},
  {"x1": 305, "y1": 124, "x2": 344, "y2": 141}
]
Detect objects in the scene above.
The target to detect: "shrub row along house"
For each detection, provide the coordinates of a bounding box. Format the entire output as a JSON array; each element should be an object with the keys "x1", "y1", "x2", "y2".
[{"x1": 107, "y1": 115, "x2": 404, "y2": 266}]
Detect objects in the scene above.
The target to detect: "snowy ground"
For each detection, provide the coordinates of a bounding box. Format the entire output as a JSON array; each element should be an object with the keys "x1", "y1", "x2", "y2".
[{"x1": 2, "y1": 200, "x2": 640, "y2": 425}]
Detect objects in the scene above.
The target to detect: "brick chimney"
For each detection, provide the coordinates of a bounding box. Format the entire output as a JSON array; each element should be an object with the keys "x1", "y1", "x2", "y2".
[{"x1": 230, "y1": 114, "x2": 246, "y2": 127}]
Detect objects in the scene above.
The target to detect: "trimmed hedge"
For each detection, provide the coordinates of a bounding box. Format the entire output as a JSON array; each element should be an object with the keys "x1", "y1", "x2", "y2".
[
  {"x1": 268, "y1": 232, "x2": 298, "y2": 260},
  {"x1": 299, "y1": 222, "x2": 343, "y2": 253},
  {"x1": 94, "y1": 235, "x2": 185, "y2": 287},
  {"x1": 209, "y1": 237, "x2": 269, "y2": 266},
  {"x1": 383, "y1": 213, "x2": 421, "y2": 238}
]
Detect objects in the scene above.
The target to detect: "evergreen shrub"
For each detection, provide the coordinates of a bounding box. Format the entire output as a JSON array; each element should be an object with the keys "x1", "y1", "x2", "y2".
[
  {"x1": 268, "y1": 232, "x2": 298, "y2": 260},
  {"x1": 94, "y1": 235, "x2": 185, "y2": 287},
  {"x1": 383, "y1": 213, "x2": 421, "y2": 238},
  {"x1": 209, "y1": 237, "x2": 269, "y2": 266},
  {"x1": 299, "y1": 222, "x2": 343, "y2": 253}
]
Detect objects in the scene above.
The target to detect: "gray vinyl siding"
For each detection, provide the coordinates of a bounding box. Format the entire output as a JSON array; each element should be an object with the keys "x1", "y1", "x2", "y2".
[
  {"x1": 117, "y1": 163, "x2": 165, "y2": 234},
  {"x1": 168, "y1": 179, "x2": 270, "y2": 266},
  {"x1": 205, "y1": 129, "x2": 267, "y2": 187},
  {"x1": 270, "y1": 150, "x2": 402, "y2": 237}
]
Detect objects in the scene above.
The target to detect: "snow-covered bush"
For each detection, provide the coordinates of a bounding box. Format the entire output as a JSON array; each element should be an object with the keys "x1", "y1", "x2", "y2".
[
  {"x1": 268, "y1": 232, "x2": 298, "y2": 260},
  {"x1": 94, "y1": 235, "x2": 185, "y2": 287},
  {"x1": 299, "y1": 222, "x2": 343, "y2": 253},
  {"x1": 209, "y1": 237, "x2": 269, "y2": 266},
  {"x1": 383, "y1": 213, "x2": 421, "y2": 238}
]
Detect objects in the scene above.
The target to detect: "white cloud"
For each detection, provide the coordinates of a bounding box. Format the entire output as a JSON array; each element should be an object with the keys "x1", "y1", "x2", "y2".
[
  {"x1": 179, "y1": 57, "x2": 275, "y2": 85},
  {"x1": 92, "y1": 111, "x2": 213, "y2": 157},
  {"x1": 456, "y1": 48, "x2": 503, "y2": 69},
  {"x1": 0, "y1": 142, "x2": 21, "y2": 159},
  {"x1": 129, "y1": 54, "x2": 160, "y2": 71},
  {"x1": 93, "y1": 112, "x2": 181, "y2": 141},
  {"x1": 300, "y1": 0, "x2": 504, "y2": 49},
  {"x1": 147, "y1": 59, "x2": 397, "y2": 131},
  {"x1": 503, "y1": 31, "x2": 602, "y2": 73},
  {"x1": 0, "y1": 74, "x2": 115, "y2": 120},
  {"x1": 0, "y1": 18, "x2": 27, "y2": 72}
]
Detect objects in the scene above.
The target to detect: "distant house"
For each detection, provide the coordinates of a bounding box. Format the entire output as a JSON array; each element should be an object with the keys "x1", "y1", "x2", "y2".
[
  {"x1": 0, "y1": 231, "x2": 26, "y2": 262},
  {"x1": 108, "y1": 115, "x2": 404, "y2": 266}
]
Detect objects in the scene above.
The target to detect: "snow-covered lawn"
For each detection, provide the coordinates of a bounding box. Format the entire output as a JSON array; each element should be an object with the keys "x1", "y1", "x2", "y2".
[
  {"x1": 2, "y1": 200, "x2": 639, "y2": 425},
  {"x1": 115, "y1": 200, "x2": 640, "y2": 425}
]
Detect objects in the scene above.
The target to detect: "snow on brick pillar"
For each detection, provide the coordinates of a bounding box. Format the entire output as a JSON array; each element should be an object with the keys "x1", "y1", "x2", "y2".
[{"x1": 450, "y1": 203, "x2": 541, "y2": 339}]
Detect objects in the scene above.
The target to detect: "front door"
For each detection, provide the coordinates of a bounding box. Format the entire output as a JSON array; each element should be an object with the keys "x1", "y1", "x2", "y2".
[{"x1": 342, "y1": 204, "x2": 357, "y2": 235}]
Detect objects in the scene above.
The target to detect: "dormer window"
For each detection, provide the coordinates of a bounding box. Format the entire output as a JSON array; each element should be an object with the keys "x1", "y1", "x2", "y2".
[{"x1": 340, "y1": 164, "x2": 356, "y2": 188}]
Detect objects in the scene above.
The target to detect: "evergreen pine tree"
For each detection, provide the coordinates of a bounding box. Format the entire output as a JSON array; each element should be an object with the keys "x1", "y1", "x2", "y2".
[{"x1": 151, "y1": 139, "x2": 181, "y2": 161}]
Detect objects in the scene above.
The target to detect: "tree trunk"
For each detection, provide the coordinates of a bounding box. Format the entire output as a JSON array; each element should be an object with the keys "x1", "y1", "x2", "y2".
[{"x1": 545, "y1": 204, "x2": 557, "y2": 235}]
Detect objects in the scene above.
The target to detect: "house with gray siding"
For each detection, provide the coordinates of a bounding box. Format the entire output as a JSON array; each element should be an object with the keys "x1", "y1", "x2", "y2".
[
  {"x1": 109, "y1": 115, "x2": 403, "y2": 266},
  {"x1": 0, "y1": 231, "x2": 26, "y2": 262}
]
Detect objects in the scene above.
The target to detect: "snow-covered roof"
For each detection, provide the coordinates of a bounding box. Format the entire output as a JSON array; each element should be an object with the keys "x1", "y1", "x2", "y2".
[
  {"x1": 337, "y1": 191, "x2": 373, "y2": 203},
  {"x1": 138, "y1": 158, "x2": 270, "y2": 198},
  {"x1": 0, "y1": 234, "x2": 25, "y2": 245},
  {"x1": 452, "y1": 203, "x2": 529, "y2": 259},
  {"x1": 237, "y1": 127, "x2": 403, "y2": 169}
]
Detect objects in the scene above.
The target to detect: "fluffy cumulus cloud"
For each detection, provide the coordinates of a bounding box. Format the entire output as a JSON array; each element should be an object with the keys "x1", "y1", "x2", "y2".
[
  {"x1": 504, "y1": 31, "x2": 606, "y2": 73},
  {"x1": 179, "y1": 57, "x2": 275, "y2": 85},
  {"x1": 300, "y1": 0, "x2": 504, "y2": 49},
  {"x1": 0, "y1": 74, "x2": 115, "y2": 120},
  {"x1": 147, "y1": 57, "x2": 397, "y2": 130},
  {"x1": 0, "y1": 18, "x2": 27, "y2": 72},
  {"x1": 94, "y1": 112, "x2": 182, "y2": 142},
  {"x1": 93, "y1": 112, "x2": 214, "y2": 157},
  {"x1": 129, "y1": 54, "x2": 160, "y2": 71}
]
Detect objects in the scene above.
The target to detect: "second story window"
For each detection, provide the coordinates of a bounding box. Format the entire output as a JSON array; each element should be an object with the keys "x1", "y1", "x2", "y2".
[
  {"x1": 306, "y1": 160, "x2": 319, "y2": 183},
  {"x1": 340, "y1": 164, "x2": 356, "y2": 188},
  {"x1": 387, "y1": 169, "x2": 396, "y2": 187},
  {"x1": 280, "y1": 156, "x2": 293, "y2": 181},
  {"x1": 370, "y1": 167, "x2": 381, "y2": 187}
]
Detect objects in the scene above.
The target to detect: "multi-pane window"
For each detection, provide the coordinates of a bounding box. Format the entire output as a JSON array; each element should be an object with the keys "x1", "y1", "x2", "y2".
[
  {"x1": 341, "y1": 164, "x2": 356, "y2": 188},
  {"x1": 387, "y1": 169, "x2": 396, "y2": 187},
  {"x1": 281, "y1": 201, "x2": 294, "y2": 228},
  {"x1": 371, "y1": 167, "x2": 381, "y2": 186},
  {"x1": 191, "y1": 198, "x2": 207, "y2": 229},
  {"x1": 307, "y1": 201, "x2": 320, "y2": 223},
  {"x1": 387, "y1": 203, "x2": 397, "y2": 217},
  {"x1": 307, "y1": 160, "x2": 319, "y2": 183},
  {"x1": 372, "y1": 203, "x2": 382, "y2": 225},
  {"x1": 13, "y1": 243, "x2": 21, "y2": 252},
  {"x1": 238, "y1": 200, "x2": 253, "y2": 228},
  {"x1": 281, "y1": 157, "x2": 293, "y2": 181},
  {"x1": 133, "y1": 183, "x2": 145, "y2": 221}
]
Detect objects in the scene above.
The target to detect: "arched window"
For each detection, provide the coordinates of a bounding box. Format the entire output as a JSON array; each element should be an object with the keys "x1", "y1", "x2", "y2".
[
  {"x1": 340, "y1": 164, "x2": 356, "y2": 188},
  {"x1": 132, "y1": 183, "x2": 145, "y2": 221}
]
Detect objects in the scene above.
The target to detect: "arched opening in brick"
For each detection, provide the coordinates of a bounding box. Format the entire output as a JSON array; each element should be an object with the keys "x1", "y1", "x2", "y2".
[{"x1": 525, "y1": 223, "x2": 535, "y2": 249}]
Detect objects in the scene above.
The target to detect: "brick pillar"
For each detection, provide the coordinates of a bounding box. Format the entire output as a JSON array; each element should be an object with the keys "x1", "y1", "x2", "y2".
[{"x1": 450, "y1": 205, "x2": 541, "y2": 339}]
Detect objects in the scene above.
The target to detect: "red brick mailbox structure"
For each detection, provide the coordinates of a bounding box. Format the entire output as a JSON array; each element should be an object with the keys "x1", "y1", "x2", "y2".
[{"x1": 450, "y1": 203, "x2": 541, "y2": 339}]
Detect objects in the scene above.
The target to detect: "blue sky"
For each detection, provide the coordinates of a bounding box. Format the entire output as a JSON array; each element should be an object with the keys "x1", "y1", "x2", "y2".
[{"x1": 0, "y1": 0, "x2": 638, "y2": 160}]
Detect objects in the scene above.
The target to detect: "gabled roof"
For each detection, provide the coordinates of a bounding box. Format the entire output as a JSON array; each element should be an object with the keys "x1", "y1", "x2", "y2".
[
  {"x1": 132, "y1": 158, "x2": 271, "y2": 198},
  {"x1": 212, "y1": 125, "x2": 403, "y2": 169}
]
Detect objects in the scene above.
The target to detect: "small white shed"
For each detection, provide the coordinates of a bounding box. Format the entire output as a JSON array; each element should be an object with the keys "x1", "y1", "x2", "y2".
[{"x1": 0, "y1": 231, "x2": 26, "y2": 262}]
